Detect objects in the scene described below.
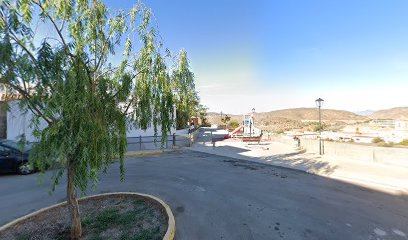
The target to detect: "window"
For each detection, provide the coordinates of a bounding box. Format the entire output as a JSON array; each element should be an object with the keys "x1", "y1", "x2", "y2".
[{"x1": 0, "y1": 146, "x2": 11, "y2": 156}]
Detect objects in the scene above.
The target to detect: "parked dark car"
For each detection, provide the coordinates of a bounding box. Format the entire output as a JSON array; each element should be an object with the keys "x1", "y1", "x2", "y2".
[{"x1": 0, "y1": 140, "x2": 35, "y2": 175}]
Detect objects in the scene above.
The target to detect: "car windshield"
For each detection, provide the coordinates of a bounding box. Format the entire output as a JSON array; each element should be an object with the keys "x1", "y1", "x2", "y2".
[{"x1": 1, "y1": 140, "x2": 33, "y2": 152}]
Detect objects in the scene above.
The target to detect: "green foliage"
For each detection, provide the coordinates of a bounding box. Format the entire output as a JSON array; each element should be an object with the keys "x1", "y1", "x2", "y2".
[
  {"x1": 196, "y1": 104, "x2": 209, "y2": 126},
  {"x1": 221, "y1": 114, "x2": 231, "y2": 124},
  {"x1": 0, "y1": 0, "x2": 178, "y2": 193},
  {"x1": 1, "y1": 1, "x2": 196, "y2": 237},
  {"x1": 371, "y1": 137, "x2": 395, "y2": 147},
  {"x1": 372, "y1": 137, "x2": 384, "y2": 144},
  {"x1": 313, "y1": 123, "x2": 326, "y2": 132},
  {"x1": 229, "y1": 120, "x2": 240, "y2": 128},
  {"x1": 81, "y1": 201, "x2": 162, "y2": 240},
  {"x1": 171, "y1": 49, "x2": 199, "y2": 129},
  {"x1": 399, "y1": 139, "x2": 408, "y2": 146},
  {"x1": 381, "y1": 142, "x2": 394, "y2": 147}
]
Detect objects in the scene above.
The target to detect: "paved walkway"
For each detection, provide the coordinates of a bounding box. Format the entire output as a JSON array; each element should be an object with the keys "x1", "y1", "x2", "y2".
[
  {"x1": 192, "y1": 128, "x2": 408, "y2": 194},
  {"x1": 1, "y1": 150, "x2": 408, "y2": 239}
]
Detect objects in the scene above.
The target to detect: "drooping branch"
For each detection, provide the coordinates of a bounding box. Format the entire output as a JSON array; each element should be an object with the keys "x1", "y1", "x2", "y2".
[
  {"x1": 5, "y1": 80, "x2": 53, "y2": 125},
  {"x1": 32, "y1": 1, "x2": 74, "y2": 59}
]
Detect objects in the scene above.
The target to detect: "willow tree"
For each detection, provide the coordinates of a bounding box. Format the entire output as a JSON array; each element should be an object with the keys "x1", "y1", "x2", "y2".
[
  {"x1": 0, "y1": 0, "x2": 175, "y2": 239},
  {"x1": 172, "y1": 49, "x2": 199, "y2": 129}
]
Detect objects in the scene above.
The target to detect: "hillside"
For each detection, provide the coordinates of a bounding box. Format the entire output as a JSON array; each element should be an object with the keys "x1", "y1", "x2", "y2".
[
  {"x1": 206, "y1": 108, "x2": 367, "y2": 132},
  {"x1": 257, "y1": 108, "x2": 367, "y2": 121},
  {"x1": 369, "y1": 107, "x2": 408, "y2": 120}
]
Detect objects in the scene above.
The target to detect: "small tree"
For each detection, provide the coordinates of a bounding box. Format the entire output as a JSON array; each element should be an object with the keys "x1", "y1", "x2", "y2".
[
  {"x1": 229, "y1": 120, "x2": 240, "y2": 129},
  {"x1": 172, "y1": 50, "x2": 199, "y2": 129},
  {"x1": 196, "y1": 104, "x2": 208, "y2": 126},
  {"x1": 221, "y1": 114, "x2": 231, "y2": 125},
  {"x1": 313, "y1": 122, "x2": 326, "y2": 132},
  {"x1": 0, "y1": 1, "x2": 179, "y2": 239}
]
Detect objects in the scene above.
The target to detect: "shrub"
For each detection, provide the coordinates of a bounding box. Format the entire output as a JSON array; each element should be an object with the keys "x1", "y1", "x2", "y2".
[
  {"x1": 381, "y1": 142, "x2": 394, "y2": 147},
  {"x1": 372, "y1": 137, "x2": 384, "y2": 144},
  {"x1": 229, "y1": 120, "x2": 240, "y2": 128},
  {"x1": 398, "y1": 139, "x2": 408, "y2": 146}
]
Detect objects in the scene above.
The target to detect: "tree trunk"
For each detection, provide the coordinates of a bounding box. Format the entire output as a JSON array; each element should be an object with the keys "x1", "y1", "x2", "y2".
[{"x1": 67, "y1": 159, "x2": 82, "y2": 240}]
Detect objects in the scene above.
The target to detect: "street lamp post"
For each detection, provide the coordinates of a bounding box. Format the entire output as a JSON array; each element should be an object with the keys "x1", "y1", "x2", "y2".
[
  {"x1": 315, "y1": 98, "x2": 324, "y2": 155},
  {"x1": 250, "y1": 108, "x2": 255, "y2": 137}
]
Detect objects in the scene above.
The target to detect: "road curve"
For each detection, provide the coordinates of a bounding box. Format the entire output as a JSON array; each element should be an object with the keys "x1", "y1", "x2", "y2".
[{"x1": 1, "y1": 150, "x2": 407, "y2": 239}]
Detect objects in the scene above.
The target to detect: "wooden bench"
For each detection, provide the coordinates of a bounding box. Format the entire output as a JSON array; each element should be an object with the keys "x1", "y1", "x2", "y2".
[{"x1": 242, "y1": 137, "x2": 262, "y2": 143}]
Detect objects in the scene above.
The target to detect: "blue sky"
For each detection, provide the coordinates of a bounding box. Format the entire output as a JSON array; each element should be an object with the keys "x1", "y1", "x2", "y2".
[{"x1": 111, "y1": 1, "x2": 408, "y2": 113}]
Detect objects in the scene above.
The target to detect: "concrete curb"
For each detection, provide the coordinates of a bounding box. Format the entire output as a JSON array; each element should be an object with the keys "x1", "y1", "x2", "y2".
[
  {"x1": 124, "y1": 149, "x2": 178, "y2": 158},
  {"x1": 125, "y1": 151, "x2": 164, "y2": 158},
  {"x1": 0, "y1": 192, "x2": 176, "y2": 240}
]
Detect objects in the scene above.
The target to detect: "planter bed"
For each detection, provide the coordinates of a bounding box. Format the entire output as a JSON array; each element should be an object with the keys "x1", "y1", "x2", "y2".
[{"x1": 0, "y1": 193, "x2": 174, "y2": 240}]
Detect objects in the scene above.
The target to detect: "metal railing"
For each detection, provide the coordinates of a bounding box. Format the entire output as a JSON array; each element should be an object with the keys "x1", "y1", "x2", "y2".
[{"x1": 127, "y1": 133, "x2": 191, "y2": 151}]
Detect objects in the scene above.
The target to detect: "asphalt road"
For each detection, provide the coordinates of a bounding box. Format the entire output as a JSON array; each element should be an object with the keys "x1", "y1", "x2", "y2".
[{"x1": 1, "y1": 150, "x2": 408, "y2": 240}]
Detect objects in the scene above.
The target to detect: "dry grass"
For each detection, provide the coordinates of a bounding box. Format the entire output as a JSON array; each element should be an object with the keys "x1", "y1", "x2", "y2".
[{"x1": 0, "y1": 195, "x2": 167, "y2": 240}]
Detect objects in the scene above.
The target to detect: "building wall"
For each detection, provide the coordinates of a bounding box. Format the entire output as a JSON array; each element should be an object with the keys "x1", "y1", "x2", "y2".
[
  {"x1": 7, "y1": 101, "x2": 48, "y2": 142},
  {"x1": 395, "y1": 120, "x2": 408, "y2": 140},
  {"x1": 0, "y1": 102, "x2": 7, "y2": 138},
  {"x1": 7, "y1": 101, "x2": 176, "y2": 142}
]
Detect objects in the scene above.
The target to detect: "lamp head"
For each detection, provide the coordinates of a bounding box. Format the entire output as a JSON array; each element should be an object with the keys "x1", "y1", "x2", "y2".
[{"x1": 315, "y1": 98, "x2": 324, "y2": 107}]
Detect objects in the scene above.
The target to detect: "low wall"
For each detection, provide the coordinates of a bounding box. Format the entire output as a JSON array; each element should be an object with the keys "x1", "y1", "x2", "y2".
[{"x1": 269, "y1": 135, "x2": 408, "y2": 167}]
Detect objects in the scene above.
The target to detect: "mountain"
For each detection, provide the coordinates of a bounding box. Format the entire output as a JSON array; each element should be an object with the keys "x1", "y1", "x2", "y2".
[
  {"x1": 206, "y1": 108, "x2": 367, "y2": 132},
  {"x1": 256, "y1": 108, "x2": 367, "y2": 121},
  {"x1": 355, "y1": 110, "x2": 375, "y2": 116},
  {"x1": 369, "y1": 107, "x2": 408, "y2": 120}
]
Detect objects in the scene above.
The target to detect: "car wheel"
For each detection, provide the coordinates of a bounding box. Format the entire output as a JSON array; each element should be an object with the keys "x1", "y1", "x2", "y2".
[{"x1": 18, "y1": 162, "x2": 34, "y2": 175}]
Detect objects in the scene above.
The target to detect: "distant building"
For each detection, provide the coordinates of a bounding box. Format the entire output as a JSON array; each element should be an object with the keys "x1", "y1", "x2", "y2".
[
  {"x1": 395, "y1": 120, "x2": 408, "y2": 140},
  {"x1": 369, "y1": 119, "x2": 395, "y2": 128}
]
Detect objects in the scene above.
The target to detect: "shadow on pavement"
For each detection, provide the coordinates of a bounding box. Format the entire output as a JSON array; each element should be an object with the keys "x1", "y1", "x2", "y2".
[{"x1": 193, "y1": 142, "x2": 338, "y2": 176}]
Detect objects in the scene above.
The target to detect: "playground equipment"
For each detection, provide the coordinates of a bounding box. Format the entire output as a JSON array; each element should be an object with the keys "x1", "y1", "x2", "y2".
[
  {"x1": 228, "y1": 113, "x2": 262, "y2": 139},
  {"x1": 230, "y1": 125, "x2": 243, "y2": 136}
]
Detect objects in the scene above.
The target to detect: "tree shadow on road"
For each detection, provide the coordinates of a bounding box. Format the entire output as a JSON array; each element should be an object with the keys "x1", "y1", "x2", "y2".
[
  {"x1": 259, "y1": 150, "x2": 338, "y2": 175},
  {"x1": 193, "y1": 143, "x2": 338, "y2": 176}
]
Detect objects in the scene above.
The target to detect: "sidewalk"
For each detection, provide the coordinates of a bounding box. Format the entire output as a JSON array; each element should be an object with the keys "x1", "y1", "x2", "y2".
[{"x1": 191, "y1": 140, "x2": 408, "y2": 194}]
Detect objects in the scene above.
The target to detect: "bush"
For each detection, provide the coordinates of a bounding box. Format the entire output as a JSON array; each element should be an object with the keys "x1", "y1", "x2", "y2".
[
  {"x1": 381, "y1": 142, "x2": 394, "y2": 147},
  {"x1": 372, "y1": 137, "x2": 384, "y2": 144},
  {"x1": 229, "y1": 120, "x2": 240, "y2": 128},
  {"x1": 313, "y1": 123, "x2": 326, "y2": 132},
  {"x1": 398, "y1": 139, "x2": 408, "y2": 146}
]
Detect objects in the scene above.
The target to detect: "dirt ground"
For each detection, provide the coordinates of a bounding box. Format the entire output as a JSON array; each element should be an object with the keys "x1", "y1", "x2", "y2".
[{"x1": 0, "y1": 195, "x2": 167, "y2": 240}]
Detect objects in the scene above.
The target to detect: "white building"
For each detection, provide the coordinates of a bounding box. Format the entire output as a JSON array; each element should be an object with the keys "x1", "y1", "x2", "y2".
[
  {"x1": 395, "y1": 120, "x2": 408, "y2": 141},
  {"x1": 6, "y1": 101, "x2": 176, "y2": 142}
]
